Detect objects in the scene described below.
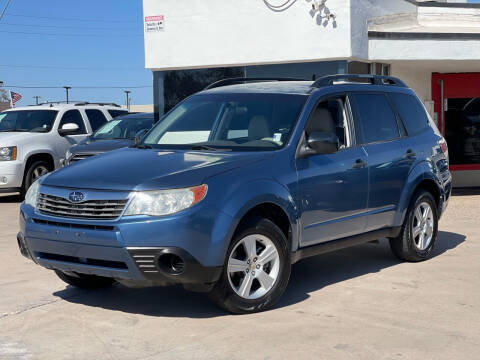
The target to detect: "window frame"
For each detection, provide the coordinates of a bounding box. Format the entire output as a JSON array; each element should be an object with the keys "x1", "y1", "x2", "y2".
[
  {"x1": 302, "y1": 92, "x2": 357, "y2": 151},
  {"x1": 84, "y1": 108, "x2": 109, "y2": 133},
  {"x1": 349, "y1": 91, "x2": 403, "y2": 146},
  {"x1": 57, "y1": 109, "x2": 88, "y2": 135}
]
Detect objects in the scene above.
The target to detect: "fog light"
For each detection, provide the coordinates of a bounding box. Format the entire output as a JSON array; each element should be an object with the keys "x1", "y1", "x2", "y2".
[{"x1": 0, "y1": 176, "x2": 7, "y2": 184}]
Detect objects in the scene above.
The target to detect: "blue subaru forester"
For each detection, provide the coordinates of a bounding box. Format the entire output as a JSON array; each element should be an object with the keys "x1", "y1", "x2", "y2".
[{"x1": 18, "y1": 75, "x2": 451, "y2": 313}]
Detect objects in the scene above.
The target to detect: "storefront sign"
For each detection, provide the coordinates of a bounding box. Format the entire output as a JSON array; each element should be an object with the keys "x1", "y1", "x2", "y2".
[{"x1": 145, "y1": 15, "x2": 165, "y2": 32}]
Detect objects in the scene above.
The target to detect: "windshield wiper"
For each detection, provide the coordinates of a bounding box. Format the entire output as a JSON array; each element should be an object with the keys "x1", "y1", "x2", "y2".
[
  {"x1": 190, "y1": 145, "x2": 230, "y2": 152},
  {"x1": 134, "y1": 144, "x2": 152, "y2": 149}
]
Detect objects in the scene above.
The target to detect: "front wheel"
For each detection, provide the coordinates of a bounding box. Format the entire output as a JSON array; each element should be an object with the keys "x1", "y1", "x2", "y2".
[
  {"x1": 21, "y1": 160, "x2": 51, "y2": 198},
  {"x1": 209, "y1": 218, "x2": 291, "y2": 314},
  {"x1": 389, "y1": 190, "x2": 438, "y2": 262}
]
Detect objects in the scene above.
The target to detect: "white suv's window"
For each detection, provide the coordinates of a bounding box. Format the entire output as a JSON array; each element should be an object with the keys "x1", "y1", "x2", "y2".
[
  {"x1": 59, "y1": 110, "x2": 87, "y2": 134},
  {"x1": 0, "y1": 110, "x2": 58, "y2": 133}
]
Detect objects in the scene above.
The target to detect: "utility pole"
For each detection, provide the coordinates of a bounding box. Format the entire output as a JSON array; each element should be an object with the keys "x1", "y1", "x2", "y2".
[
  {"x1": 33, "y1": 96, "x2": 41, "y2": 105},
  {"x1": 63, "y1": 86, "x2": 71, "y2": 104},
  {"x1": 124, "y1": 90, "x2": 131, "y2": 112}
]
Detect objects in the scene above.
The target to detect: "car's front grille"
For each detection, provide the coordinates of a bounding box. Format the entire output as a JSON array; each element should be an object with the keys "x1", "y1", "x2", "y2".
[
  {"x1": 68, "y1": 153, "x2": 97, "y2": 164},
  {"x1": 37, "y1": 193, "x2": 128, "y2": 220}
]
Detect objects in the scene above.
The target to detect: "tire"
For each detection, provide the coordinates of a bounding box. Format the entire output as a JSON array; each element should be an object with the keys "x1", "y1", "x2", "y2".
[
  {"x1": 55, "y1": 270, "x2": 116, "y2": 289},
  {"x1": 209, "y1": 218, "x2": 291, "y2": 314},
  {"x1": 20, "y1": 160, "x2": 51, "y2": 198},
  {"x1": 389, "y1": 190, "x2": 438, "y2": 262}
]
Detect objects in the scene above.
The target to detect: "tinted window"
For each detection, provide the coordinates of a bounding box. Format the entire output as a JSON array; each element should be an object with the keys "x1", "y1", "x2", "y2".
[
  {"x1": 353, "y1": 94, "x2": 399, "y2": 144},
  {"x1": 108, "y1": 110, "x2": 129, "y2": 118},
  {"x1": 85, "y1": 109, "x2": 108, "y2": 132},
  {"x1": 0, "y1": 110, "x2": 57, "y2": 133},
  {"x1": 93, "y1": 117, "x2": 154, "y2": 140},
  {"x1": 389, "y1": 93, "x2": 429, "y2": 136},
  {"x1": 59, "y1": 110, "x2": 87, "y2": 134}
]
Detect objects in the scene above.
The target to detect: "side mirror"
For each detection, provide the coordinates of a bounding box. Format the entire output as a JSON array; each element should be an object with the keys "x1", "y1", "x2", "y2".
[
  {"x1": 58, "y1": 123, "x2": 80, "y2": 136},
  {"x1": 134, "y1": 129, "x2": 149, "y2": 144},
  {"x1": 299, "y1": 131, "x2": 339, "y2": 157}
]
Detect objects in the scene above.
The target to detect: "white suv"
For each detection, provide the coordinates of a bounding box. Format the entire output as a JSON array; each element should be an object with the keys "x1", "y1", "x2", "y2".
[{"x1": 0, "y1": 102, "x2": 128, "y2": 196}]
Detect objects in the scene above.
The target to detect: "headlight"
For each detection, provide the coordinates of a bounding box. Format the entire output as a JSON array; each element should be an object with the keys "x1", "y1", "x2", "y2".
[
  {"x1": 0, "y1": 146, "x2": 17, "y2": 161},
  {"x1": 24, "y1": 178, "x2": 41, "y2": 208},
  {"x1": 123, "y1": 185, "x2": 207, "y2": 217}
]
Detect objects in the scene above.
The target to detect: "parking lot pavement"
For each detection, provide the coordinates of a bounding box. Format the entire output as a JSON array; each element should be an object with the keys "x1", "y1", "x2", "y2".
[{"x1": 0, "y1": 193, "x2": 479, "y2": 360}]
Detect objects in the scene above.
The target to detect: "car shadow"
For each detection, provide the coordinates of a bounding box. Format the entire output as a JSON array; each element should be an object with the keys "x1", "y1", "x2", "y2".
[
  {"x1": 0, "y1": 194, "x2": 22, "y2": 203},
  {"x1": 53, "y1": 231, "x2": 465, "y2": 318},
  {"x1": 451, "y1": 187, "x2": 480, "y2": 196}
]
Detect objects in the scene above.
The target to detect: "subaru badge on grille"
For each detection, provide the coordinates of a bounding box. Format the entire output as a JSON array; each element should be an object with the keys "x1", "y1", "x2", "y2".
[{"x1": 68, "y1": 191, "x2": 85, "y2": 203}]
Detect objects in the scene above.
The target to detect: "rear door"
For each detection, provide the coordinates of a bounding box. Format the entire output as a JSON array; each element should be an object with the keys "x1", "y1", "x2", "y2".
[{"x1": 350, "y1": 92, "x2": 413, "y2": 231}]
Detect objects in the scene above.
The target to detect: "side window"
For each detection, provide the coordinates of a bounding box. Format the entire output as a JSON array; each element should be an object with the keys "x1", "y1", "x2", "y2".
[
  {"x1": 353, "y1": 93, "x2": 399, "y2": 144},
  {"x1": 389, "y1": 93, "x2": 430, "y2": 136},
  {"x1": 108, "y1": 110, "x2": 128, "y2": 118},
  {"x1": 85, "y1": 109, "x2": 108, "y2": 132},
  {"x1": 59, "y1": 110, "x2": 87, "y2": 134},
  {"x1": 306, "y1": 96, "x2": 350, "y2": 148}
]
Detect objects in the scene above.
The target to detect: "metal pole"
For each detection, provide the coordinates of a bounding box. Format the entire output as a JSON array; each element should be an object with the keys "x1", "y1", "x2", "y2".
[
  {"x1": 124, "y1": 90, "x2": 131, "y2": 112},
  {"x1": 33, "y1": 96, "x2": 41, "y2": 105},
  {"x1": 63, "y1": 86, "x2": 71, "y2": 104},
  {"x1": 437, "y1": 79, "x2": 445, "y2": 135}
]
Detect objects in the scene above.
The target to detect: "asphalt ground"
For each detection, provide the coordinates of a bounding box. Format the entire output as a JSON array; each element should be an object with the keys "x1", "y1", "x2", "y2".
[{"x1": 0, "y1": 191, "x2": 478, "y2": 359}]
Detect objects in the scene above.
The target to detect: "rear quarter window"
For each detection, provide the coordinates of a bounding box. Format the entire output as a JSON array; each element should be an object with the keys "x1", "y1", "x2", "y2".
[
  {"x1": 389, "y1": 93, "x2": 430, "y2": 136},
  {"x1": 108, "y1": 110, "x2": 129, "y2": 118}
]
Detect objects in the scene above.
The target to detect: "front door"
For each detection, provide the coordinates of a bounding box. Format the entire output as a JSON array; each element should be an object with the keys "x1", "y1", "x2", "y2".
[
  {"x1": 432, "y1": 73, "x2": 480, "y2": 187},
  {"x1": 55, "y1": 109, "x2": 90, "y2": 162},
  {"x1": 296, "y1": 94, "x2": 369, "y2": 247}
]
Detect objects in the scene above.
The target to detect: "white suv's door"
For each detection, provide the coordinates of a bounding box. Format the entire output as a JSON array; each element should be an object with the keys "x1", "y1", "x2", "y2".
[{"x1": 53, "y1": 109, "x2": 90, "y2": 162}]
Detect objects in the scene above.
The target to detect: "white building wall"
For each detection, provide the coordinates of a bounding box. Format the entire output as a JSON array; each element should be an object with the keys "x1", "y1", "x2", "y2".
[
  {"x1": 350, "y1": 0, "x2": 416, "y2": 59},
  {"x1": 390, "y1": 62, "x2": 431, "y2": 102},
  {"x1": 143, "y1": 0, "x2": 352, "y2": 71}
]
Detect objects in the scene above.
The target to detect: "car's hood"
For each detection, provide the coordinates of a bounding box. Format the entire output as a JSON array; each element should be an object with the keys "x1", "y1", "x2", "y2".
[
  {"x1": 0, "y1": 132, "x2": 44, "y2": 145},
  {"x1": 71, "y1": 139, "x2": 134, "y2": 154},
  {"x1": 44, "y1": 147, "x2": 274, "y2": 191}
]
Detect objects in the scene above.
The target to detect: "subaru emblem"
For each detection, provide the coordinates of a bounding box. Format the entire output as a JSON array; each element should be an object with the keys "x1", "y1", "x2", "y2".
[{"x1": 68, "y1": 191, "x2": 85, "y2": 203}]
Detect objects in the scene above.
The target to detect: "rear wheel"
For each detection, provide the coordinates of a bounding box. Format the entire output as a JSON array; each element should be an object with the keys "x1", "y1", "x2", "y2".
[
  {"x1": 389, "y1": 190, "x2": 438, "y2": 262},
  {"x1": 209, "y1": 218, "x2": 291, "y2": 314},
  {"x1": 21, "y1": 160, "x2": 51, "y2": 198},
  {"x1": 55, "y1": 270, "x2": 116, "y2": 289}
]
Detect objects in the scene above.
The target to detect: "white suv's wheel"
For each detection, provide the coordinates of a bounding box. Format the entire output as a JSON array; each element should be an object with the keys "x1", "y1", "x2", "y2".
[{"x1": 21, "y1": 160, "x2": 50, "y2": 197}]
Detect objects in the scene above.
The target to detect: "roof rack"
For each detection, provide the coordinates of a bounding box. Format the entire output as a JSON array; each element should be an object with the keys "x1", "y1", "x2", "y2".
[
  {"x1": 312, "y1": 74, "x2": 407, "y2": 88},
  {"x1": 205, "y1": 77, "x2": 307, "y2": 90},
  {"x1": 74, "y1": 102, "x2": 121, "y2": 107},
  {"x1": 31, "y1": 101, "x2": 121, "y2": 107}
]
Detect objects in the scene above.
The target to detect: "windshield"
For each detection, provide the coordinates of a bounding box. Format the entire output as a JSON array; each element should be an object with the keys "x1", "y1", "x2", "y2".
[
  {"x1": 142, "y1": 93, "x2": 307, "y2": 150},
  {"x1": 93, "y1": 116, "x2": 154, "y2": 140},
  {"x1": 0, "y1": 110, "x2": 58, "y2": 133}
]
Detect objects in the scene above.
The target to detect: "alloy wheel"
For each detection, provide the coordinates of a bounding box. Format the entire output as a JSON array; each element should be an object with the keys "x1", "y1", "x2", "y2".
[
  {"x1": 227, "y1": 234, "x2": 280, "y2": 300},
  {"x1": 31, "y1": 165, "x2": 48, "y2": 183},
  {"x1": 412, "y1": 201, "x2": 434, "y2": 251}
]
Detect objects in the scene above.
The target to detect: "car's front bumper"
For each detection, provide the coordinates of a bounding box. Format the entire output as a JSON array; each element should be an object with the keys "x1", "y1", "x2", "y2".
[
  {"x1": 0, "y1": 161, "x2": 23, "y2": 190},
  {"x1": 18, "y1": 203, "x2": 231, "y2": 291}
]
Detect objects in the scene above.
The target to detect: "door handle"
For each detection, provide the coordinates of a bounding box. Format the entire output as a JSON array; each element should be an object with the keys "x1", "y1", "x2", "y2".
[
  {"x1": 352, "y1": 159, "x2": 367, "y2": 169},
  {"x1": 405, "y1": 149, "x2": 417, "y2": 159}
]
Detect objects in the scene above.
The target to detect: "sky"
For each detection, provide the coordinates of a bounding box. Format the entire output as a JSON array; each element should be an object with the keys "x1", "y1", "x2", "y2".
[{"x1": 0, "y1": 0, "x2": 152, "y2": 107}]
